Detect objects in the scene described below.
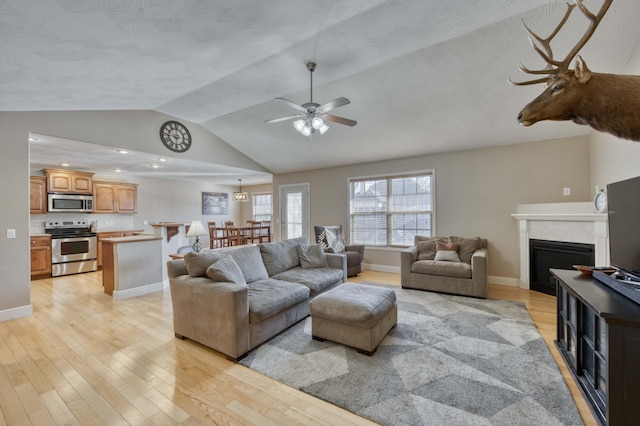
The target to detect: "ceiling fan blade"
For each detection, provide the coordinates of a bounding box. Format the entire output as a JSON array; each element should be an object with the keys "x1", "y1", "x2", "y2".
[
  {"x1": 265, "y1": 114, "x2": 301, "y2": 124},
  {"x1": 274, "y1": 97, "x2": 307, "y2": 113},
  {"x1": 324, "y1": 114, "x2": 357, "y2": 127},
  {"x1": 316, "y1": 97, "x2": 350, "y2": 114}
]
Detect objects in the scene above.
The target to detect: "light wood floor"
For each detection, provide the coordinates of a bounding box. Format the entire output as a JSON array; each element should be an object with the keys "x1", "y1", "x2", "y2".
[{"x1": 1, "y1": 271, "x2": 595, "y2": 425}]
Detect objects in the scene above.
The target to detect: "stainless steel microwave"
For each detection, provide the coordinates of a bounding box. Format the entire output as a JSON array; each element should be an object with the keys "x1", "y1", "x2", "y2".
[{"x1": 47, "y1": 193, "x2": 93, "y2": 213}]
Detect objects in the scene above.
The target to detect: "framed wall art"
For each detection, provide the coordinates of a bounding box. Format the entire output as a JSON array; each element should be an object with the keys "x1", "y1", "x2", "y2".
[{"x1": 202, "y1": 192, "x2": 229, "y2": 215}]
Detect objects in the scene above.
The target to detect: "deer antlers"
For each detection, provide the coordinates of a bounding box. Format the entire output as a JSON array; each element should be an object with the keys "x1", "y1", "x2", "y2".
[{"x1": 510, "y1": 0, "x2": 613, "y2": 85}]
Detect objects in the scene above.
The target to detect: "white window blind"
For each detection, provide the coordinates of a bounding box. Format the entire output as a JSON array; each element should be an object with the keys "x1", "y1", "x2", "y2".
[
  {"x1": 349, "y1": 172, "x2": 433, "y2": 247},
  {"x1": 252, "y1": 193, "x2": 272, "y2": 221}
]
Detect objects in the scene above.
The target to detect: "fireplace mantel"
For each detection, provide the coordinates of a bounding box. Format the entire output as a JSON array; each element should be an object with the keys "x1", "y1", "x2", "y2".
[{"x1": 511, "y1": 202, "x2": 609, "y2": 289}]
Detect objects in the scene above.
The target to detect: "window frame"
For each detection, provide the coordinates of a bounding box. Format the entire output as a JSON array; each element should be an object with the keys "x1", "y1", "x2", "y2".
[
  {"x1": 348, "y1": 170, "x2": 435, "y2": 248},
  {"x1": 252, "y1": 192, "x2": 273, "y2": 222}
]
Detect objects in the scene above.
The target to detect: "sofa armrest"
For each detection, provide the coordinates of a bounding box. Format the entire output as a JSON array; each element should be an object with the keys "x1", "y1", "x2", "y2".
[
  {"x1": 400, "y1": 247, "x2": 418, "y2": 287},
  {"x1": 345, "y1": 244, "x2": 365, "y2": 257},
  {"x1": 169, "y1": 273, "x2": 250, "y2": 360},
  {"x1": 326, "y1": 253, "x2": 348, "y2": 283},
  {"x1": 471, "y1": 248, "x2": 488, "y2": 298}
]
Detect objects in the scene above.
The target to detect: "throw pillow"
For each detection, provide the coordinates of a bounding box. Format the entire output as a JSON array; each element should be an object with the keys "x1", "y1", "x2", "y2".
[
  {"x1": 434, "y1": 241, "x2": 461, "y2": 262},
  {"x1": 450, "y1": 236, "x2": 481, "y2": 264},
  {"x1": 434, "y1": 250, "x2": 461, "y2": 262},
  {"x1": 184, "y1": 251, "x2": 223, "y2": 277},
  {"x1": 323, "y1": 226, "x2": 346, "y2": 253},
  {"x1": 205, "y1": 255, "x2": 247, "y2": 286},
  {"x1": 297, "y1": 244, "x2": 329, "y2": 269}
]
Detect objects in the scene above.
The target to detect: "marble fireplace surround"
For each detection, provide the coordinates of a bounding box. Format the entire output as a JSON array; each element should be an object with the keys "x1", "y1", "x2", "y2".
[{"x1": 511, "y1": 202, "x2": 608, "y2": 290}]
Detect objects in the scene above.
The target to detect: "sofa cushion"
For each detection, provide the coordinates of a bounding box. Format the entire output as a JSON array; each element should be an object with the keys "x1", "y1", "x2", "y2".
[
  {"x1": 411, "y1": 260, "x2": 472, "y2": 279},
  {"x1": 272, "y1": 267, "x2": 343, "y2": 295},
  {"x1": 450, "y1": 236, "x2": 482, "y2": 264},
  {"x1": 259, "y1": 236, "x2": 308, "y2": 276},
  {"x1": 184, "y1": 251, "x2": 224, "y2": 277},
  {"x1": 205, "y1": 255, "x2": 246, "y2": 286},
  {"x1": 297, "y1": 244, "x2": 328, "y2": 269},
  {"x1": 225, "y1": 245, "x2": 269, "y2": 284},
  {"x1": 247, "y1": 279, "x2": 310, "y2": 323},
  {"x1": 415, "y1": 237, "x2": 442, "y2": 260}
]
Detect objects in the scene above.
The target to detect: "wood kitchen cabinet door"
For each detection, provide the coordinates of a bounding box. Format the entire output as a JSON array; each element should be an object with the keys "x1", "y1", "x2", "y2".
[
  {"x1": 116, "y1": 184, "x2": 137, "y2": 213},
  {"x1": 30, "y1": 176, "x2": 47, "y2": 214},
  {"x1": 93, "y1": 183, "x2": 117, "y2": 213},
  {"x1": 30, "y1": 236, "x2": 51, "y2": 278}
]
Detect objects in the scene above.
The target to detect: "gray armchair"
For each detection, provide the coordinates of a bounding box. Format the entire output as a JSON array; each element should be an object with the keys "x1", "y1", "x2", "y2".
[
  {"x1": 401, "y1": 235, "x2": 488, "y2": 298},
  {"x1": 314, "y1": 225, "x2": 364, "y2": 277}
]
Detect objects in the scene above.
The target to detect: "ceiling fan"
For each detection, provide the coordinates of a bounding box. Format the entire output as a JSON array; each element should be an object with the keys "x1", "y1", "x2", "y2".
[{"x1": 265, "y1": 62, "x2": 357, "y2": 136}]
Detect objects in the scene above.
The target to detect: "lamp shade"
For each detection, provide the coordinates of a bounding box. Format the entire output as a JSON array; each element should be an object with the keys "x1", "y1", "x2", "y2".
[{"x1": 186, "y1": 220, "x2": 208, "y2": 237}]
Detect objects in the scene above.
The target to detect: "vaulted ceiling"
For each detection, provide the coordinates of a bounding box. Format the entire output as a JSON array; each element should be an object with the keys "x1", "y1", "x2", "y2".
[{"x1": 5, "y1": 0, "x2": 640, "y2": 182}]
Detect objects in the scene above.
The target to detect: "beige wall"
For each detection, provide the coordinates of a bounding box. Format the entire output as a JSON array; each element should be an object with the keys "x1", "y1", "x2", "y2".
[{"x1": 273, "y1": 136, "x2": 592, "y2": 280}]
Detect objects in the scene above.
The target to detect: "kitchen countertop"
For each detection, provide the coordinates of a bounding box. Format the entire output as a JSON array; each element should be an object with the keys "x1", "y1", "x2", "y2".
[{"x1": 100, "y1": 234, "x2": 160, "y2": 244}]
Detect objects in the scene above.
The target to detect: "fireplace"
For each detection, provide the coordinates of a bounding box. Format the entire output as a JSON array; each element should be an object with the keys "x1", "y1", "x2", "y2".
[
  {"x1": 529, "y1": 239, "x2": 594, "y2": 295},
  {"x1": 512, "y1": 202, "x2": 609, "y2": 292}
]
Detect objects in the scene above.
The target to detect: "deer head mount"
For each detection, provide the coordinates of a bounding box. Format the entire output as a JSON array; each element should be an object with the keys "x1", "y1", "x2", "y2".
[{"x1": 511, "y1": 0, "x2": 640, "y2": 142}]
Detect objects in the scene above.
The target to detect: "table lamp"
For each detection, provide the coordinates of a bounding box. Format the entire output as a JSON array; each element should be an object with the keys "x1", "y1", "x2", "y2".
[{"x1": 186, "y1": 220, "x2": 208, "y2": 253}]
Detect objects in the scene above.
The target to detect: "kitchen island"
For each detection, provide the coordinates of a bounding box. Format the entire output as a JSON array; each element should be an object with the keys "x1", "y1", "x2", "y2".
[{"x1": 101, "y1": 234, "x2": 163, "y2": 300}]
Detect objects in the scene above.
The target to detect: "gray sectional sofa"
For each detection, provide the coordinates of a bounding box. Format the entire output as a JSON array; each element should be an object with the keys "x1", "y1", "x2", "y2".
[{"x1": 167, "y1": 236, "x2": 347, "y2": 361}]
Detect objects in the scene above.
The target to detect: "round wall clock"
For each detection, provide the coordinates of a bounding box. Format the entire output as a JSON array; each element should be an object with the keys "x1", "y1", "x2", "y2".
[
  {"x1": 160, "y1": 121, "x2": 192, "y2": 152},
  {"x1": 594, "y1": 190, "x2": 607, "y2": 213}
]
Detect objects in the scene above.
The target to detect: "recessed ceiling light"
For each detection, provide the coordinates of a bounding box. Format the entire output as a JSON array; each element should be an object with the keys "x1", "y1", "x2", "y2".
[
  {"x1": 158, "y1": 158, "x2": 167, "y2": 162},
  {"x1": 116, "y1": 149, "x2": 128, "y2": 154},
  {"x1": 114, "y1": 169, "x2": 122, "y2": 173},
  {"x1": 150, "y1": 164, "x2": 159, "y2": 168},
  {"x1": 60, "y1": 163, "x2": 70, "y2": 167}
]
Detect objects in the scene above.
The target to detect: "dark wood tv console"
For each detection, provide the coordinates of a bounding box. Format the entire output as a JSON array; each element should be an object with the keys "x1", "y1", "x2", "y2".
[{"x1": 551, "y1": 269, "x2": 640, "y2": 426}]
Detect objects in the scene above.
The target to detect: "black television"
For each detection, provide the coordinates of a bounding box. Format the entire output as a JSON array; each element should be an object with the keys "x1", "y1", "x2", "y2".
[{"x1": 607, "y1": 175, "x2": 640, "y2": 282}]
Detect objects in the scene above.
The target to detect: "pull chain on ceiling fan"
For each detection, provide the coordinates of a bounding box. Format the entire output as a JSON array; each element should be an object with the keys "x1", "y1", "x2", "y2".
[{"x1": 265, "y1": 62, "x2": 357, "y2": 137}]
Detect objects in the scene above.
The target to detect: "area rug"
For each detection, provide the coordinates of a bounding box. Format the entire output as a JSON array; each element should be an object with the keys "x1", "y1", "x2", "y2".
[{"x1": 240, "y1": 284, "x2": 583, "y2": 426}]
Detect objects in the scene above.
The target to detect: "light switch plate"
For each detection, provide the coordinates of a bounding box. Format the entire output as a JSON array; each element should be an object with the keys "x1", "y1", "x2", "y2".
[
  {"x1": 563, "y1": 187, "x2": 571, "y2": 196},
  {"x1": 6, "y1": 229, "x2": 16, "y2": 238}
]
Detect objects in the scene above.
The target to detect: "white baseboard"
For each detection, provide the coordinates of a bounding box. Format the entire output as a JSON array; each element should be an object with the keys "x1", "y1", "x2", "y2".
[
  {"x1": 364, "y1": 263, "x2": 400, "y2": 274},
  {"x1": 113, "y1": 282, "x2": 164, "y2": 301},
  {"x1": 488, "y1": 276, "x2": 520, "y2": 287},
  {"x1": 0, "y1": 304, "x2": 33, "y2": 322}
]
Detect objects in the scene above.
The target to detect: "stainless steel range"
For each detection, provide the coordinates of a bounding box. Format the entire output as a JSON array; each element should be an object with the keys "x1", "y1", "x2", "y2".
[{"x1": 45, "y1": 220, "x2": 97, "y2": 277}]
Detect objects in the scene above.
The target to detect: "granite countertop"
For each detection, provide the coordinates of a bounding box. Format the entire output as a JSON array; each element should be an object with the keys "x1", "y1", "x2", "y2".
[{"x1": 100, "y1": 234, "x2": 160, "y2": 244}]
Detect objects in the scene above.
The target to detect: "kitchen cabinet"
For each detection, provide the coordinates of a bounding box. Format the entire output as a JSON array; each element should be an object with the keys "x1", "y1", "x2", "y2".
[
  {"x1": 93, "y1": 182, "x2": 138, "y2": 214},
  {"x1": 43, "y1": 168, "x2": 94, "y2": 194},
  {"x1": 30, "y1": 176, "x2": 47, "y2": 214},
  {"x1": 30, "y1": 235, "x2": 51, "y2": 279},
  {"x1": 97, "y1": 230, "x2": 142, "y2": 268}
]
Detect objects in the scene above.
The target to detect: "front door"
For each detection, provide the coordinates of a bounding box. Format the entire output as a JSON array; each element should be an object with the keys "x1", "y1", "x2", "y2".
[{"x1": 280, "y1": 184, "x2": 309, "y2": 241}]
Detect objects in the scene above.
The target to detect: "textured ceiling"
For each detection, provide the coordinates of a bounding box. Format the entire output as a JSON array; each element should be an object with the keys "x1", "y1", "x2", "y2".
[{"x1": 6, "y1": 0, "x2": 640, "y2": 181}]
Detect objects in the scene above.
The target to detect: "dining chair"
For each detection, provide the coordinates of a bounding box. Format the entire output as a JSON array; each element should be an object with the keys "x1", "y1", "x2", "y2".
[
  {"x1": 208, "y1": 222, "x2": 226, "y2": 248},
  {"x1": 260, "y1": 220, "x2": 272, "y2": 242},
  {"x1": 246, "y1": 220, "x2": 263, "y2": 243}
]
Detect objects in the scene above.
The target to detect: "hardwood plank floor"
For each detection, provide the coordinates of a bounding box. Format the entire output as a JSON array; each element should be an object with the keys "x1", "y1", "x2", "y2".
[{"x1": 0, "y1": 271, "x2": 595, "y2": 425}]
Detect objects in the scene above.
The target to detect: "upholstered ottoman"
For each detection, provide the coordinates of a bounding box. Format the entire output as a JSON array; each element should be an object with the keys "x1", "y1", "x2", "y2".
[{"x1": 310, "y1": 283, "x2": 397, "y2": 355}]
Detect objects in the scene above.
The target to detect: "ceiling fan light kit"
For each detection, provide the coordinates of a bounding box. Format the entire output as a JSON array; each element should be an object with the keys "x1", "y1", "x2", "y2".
[{"x1": 265, "y1": 62, "x2": 356, "y2": 137}]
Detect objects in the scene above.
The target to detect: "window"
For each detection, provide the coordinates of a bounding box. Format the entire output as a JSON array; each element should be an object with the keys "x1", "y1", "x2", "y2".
[
  {"x1": 252, "y1": 193, "x2": 272, "y2": 221},
  {"x1": 349, "y1": 172, "x2": 433, "y2": 247}
]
